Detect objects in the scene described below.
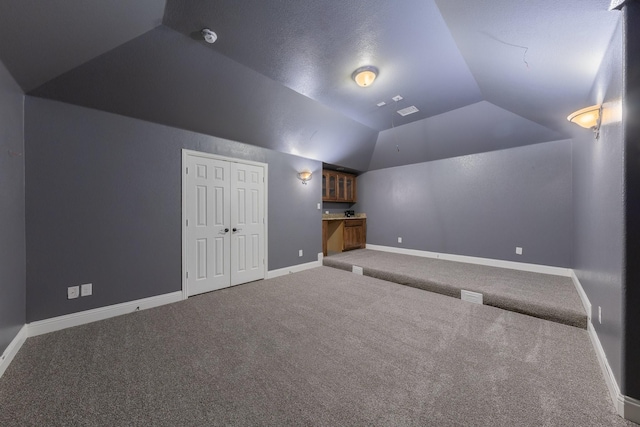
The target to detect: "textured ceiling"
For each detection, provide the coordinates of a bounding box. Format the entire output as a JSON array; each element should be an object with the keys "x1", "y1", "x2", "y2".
[
  {"x1": 162, "y1": 0, "x2": 484, "y2": 132},
  {"x1": 0, "y1": 0, "x2": 622, "y2": 171},
  {"x1": 0, "y1": 0, "x2": 166, "y2": 92},
  {"x1": 435, "y1": 0, "x2": 621, "y2": 136}
]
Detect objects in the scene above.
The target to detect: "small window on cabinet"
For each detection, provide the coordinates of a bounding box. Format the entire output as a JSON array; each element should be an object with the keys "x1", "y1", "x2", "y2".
[{"x1": 329, "y1": 174, "x2": 336, "y2": 199}]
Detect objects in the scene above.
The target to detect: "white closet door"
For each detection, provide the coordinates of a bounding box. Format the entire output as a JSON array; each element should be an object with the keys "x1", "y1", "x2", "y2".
[
  {"x1": 184, "y1": 151, "x2": 267, "y2": 296},
  {"x1": 185, "y1": 156, "x2": 231, "y2": 296},
  {"x1": 230, "y1": 162, "x2": 265, "y2": 286}
]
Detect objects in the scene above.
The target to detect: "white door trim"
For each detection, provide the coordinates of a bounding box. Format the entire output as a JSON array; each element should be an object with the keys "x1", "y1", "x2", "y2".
[{"x1": 182, "y1": 149, "x2": 269, "y2": 299}]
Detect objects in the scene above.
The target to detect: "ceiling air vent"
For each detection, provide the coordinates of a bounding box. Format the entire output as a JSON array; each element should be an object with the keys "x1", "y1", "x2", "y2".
[{"x1": 397, "y1": 106, "x2": 419, "y2": 116}]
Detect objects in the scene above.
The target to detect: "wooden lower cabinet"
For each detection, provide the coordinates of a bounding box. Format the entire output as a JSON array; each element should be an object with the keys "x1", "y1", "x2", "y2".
[
  {"x1": 343, "y1": 219, "x2": 366, "y2": 251},
  {"x1": 323, "y1": 218, "x2": 366, "y2": 256}
]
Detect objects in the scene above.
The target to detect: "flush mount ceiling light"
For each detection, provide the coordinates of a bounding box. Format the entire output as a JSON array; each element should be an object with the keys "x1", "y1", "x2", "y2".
[
  {"x1": 568, "y1": 104, "x2": 602, "y2": 139},
  {"x1": 352, "y1": 66, "x2": 378, "y2": 87},
  {"x1": 297, "y1": 171, "x2": 312, "y2": 185}
]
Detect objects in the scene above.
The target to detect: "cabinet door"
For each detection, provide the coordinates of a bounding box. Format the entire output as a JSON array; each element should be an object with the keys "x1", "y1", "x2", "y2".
[
  {"x1": 322, "y1": 171, "x2": 338, "y2": 201},
  {"x1": 322, "y1": 172, "x2": 328, "y2": 199},
  {"x1": 328, "y1": 173, "x2": 337, "y2": 200},
  {"x1": 337, "y1": 174, "x2": 346, "y2": 201},
  {"x1": 344, "y1": 175, "x2": 356, "y2": 202},
  {"x1": 343, "y1": 219, "x2": 365, "y2": 251}
]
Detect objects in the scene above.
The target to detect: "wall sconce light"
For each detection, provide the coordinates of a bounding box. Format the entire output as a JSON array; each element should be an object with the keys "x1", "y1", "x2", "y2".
[
  {"x1": 567, "y1": 104, "x2": 602, "y2": 139},
  {"x1": 352, "y1": 66, "x2": 378, "y2": 87},
  {"x1": 297, "y1": 171, "x2": 312, "y2": 185}
]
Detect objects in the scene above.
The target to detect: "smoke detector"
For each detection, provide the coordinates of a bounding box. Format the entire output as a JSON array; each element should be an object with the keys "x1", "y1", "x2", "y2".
[{"x1": 201, "y1": 29, "x2": 217, "y2": 44}]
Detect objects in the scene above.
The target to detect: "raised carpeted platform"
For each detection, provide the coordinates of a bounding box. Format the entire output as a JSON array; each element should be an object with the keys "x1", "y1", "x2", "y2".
[
  {"x1": 0, "y1": 267, "x2": 630, "y2": 426},
  {"x1": 323, "y1": 249, "x2": 587, "y2": 329}
]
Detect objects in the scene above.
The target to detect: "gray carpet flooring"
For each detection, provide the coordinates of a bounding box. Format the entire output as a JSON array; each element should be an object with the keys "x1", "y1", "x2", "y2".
[
  {"x1": 0, "y1": 267, "x2": 632, "y2": 426},
  {"x1": 323, "y1": 249, "x2": 587, "y2": 328}
]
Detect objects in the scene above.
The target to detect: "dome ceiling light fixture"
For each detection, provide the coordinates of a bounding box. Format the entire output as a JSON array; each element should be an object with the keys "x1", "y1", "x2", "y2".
[{"x1": 352, "y1": 66, "x2": 378, "y2": 87}]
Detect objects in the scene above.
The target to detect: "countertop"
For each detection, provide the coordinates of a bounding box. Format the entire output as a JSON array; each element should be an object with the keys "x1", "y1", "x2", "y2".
[{"x1": 322, "y1": 213, "x2": 366, "y2": 221}]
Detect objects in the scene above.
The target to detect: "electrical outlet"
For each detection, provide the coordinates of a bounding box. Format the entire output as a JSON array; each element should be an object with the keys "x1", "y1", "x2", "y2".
[
  {"x1": 398, "y1": 237, "x2": 402, "y2": 243},
  {"x1": 67, "y1": 286, "x2": 80, "y2": 299},
  {"x1": 516, "y1": 247, "x2": 523, "y2": 255},
  {"x1": 317, "y1": 203, "x2": 321, "y2": 210},
  {"x1": 599, "y1": 306, "x2": 602, "y2": 324},
  {"x1": 298, "y1": 249, "x2": 303, "y2": 257},
  {"x1": 352, "y1": 266, "x2": 363, "y2": 275},
  {"x1": 81, "y1": 283, "x2": 92, "y2": 297}
]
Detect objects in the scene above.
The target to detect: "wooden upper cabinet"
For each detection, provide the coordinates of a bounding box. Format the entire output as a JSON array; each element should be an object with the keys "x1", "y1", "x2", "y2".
[
  {"x1": 322, "y1": 171, "x2": 337, "y2": 201},
  {"x1": 343, "y1": 174, "x2": 356, "y2": 203},
  {"x1": 322, "y1": 170, "x2": 356, "y2": 203}
]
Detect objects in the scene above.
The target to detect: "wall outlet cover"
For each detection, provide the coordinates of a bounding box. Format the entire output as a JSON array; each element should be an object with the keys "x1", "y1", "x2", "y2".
[
  {"x1": 352, "y1": 266, "x2": 364, "y2": 275},
  {"x1": 67, "y1": 286, "x2": 80, "y2": 299},
  {"x1": 398, "y1": 237, "x2": 402, "y2": 243},
  {"x1": 298, "y1": 249, "x2": 303, "y2": 257},
  {"x1": 516, "y1": 247, "x2": 523, "y2": 255}
]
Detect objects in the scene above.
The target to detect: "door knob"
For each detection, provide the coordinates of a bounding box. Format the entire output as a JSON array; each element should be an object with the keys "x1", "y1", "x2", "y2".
[
  {"x1": 233, "y1": 227, "x2": 242, "y2": 232},
  {"x1": 224, "y1": 228, "x2": 229, "y2": 233}
]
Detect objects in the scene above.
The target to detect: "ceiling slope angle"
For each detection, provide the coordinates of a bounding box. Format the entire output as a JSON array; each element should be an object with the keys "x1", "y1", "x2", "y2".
[
  {"x1": 29, "y1": 26, "x2": 379, "y2": 172},
  {"x1": 368, "y1": 101, "x2": 564, "y2": 171},
  {"x1": 162, "y1": 0, "x2": 484, "y2": 131},
  {"x1": 0, "y1": 0, "x2": 166, "y2": 92},
  {"x1": 434, "y1": 0, "x2": 621, "y2": 136}
]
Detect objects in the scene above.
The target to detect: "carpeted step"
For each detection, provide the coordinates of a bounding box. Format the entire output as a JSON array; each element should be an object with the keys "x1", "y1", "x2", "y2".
[{"x1": 323, "y1": 249, "x2": 587, "y2": 329}]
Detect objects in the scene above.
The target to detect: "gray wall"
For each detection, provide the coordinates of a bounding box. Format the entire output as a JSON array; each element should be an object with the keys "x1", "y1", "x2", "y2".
[
  {"x1": 355, "y1": 139, "x2": 573, "y2": 267},
  {"x1": 0, "y1": 59, "x2": 25, "y2": 354},
  {"x1": 623, "y1": 2, "x2": 640, "y2": 399},
  {"x1": 25, "y1": 97, "x2": 321, "y2": 322},
  {"x1": 31, "y1": 26, "x2": 379, "y2": 172},
  {"x1": 368, "y1": 101, "x2": 562, "y2": 171},
  {"x1": 571, "y1": 18, "x2": 625, "y2": 393}
]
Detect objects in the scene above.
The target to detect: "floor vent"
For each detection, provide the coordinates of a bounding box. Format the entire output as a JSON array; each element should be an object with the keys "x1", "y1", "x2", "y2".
[{"x1": 461, "y1": 290, "x2": 483, "y2": 304}]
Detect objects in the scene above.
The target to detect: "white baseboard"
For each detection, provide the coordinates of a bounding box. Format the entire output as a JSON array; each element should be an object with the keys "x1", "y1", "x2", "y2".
[
  {"x1": 620, "y1": 395, "x2": 640, "y2": 423},
  {"x1": 365, "y1": 244, "x2": 571, "y2": 277},
  {"x1": 573, "y1": 271, "x2": 640, "y2": 424},
  {"x1": 0, "y1": 325, "x2": 28, "y2": 378},
  {"x1": 28, "y1": 291, "x2": 183, "y2": 337},
  {"x1": 570, "y1": 270, "x2": 592, "y2": 322},
  {"x1": 266, "y1": 253, "x2": 323, "y2": 279},
  {"x1": 587, "y1": 320, "x2": 640, "y2": 423}
]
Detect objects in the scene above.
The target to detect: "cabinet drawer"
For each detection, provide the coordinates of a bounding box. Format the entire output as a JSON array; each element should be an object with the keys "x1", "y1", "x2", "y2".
[{"x1": 344, "y1": 219, "x2": 364, "y2": 227}]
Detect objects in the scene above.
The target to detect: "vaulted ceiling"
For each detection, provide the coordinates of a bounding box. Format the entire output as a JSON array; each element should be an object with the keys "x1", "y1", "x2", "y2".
[{"x1": 0, "y1": 1, "x2": 621, "y2": 171}]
